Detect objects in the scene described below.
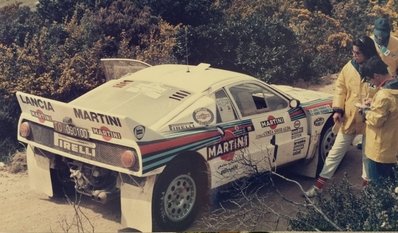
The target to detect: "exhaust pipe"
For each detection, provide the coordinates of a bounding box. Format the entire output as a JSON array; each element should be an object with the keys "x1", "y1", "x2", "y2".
[{"x1": 92, "y1": 190, "x2": 108, "y2": 203}]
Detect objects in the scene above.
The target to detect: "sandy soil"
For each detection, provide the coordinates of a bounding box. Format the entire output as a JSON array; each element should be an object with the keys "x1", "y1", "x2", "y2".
[
  {"x1": 0, "y1": 169, "x2": 123, "y2": 232},
  {"x1": 0, "y1": 77, "x2": 337, "y2": 232}
]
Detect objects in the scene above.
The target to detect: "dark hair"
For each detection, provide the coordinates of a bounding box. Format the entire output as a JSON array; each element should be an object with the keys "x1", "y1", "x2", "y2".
[
  {"x1": 360, "y1": 56, "x2": 389, "y2": 81},
  {"x1": 353, "y1": 35, "x2": 379, "y2": 59}
]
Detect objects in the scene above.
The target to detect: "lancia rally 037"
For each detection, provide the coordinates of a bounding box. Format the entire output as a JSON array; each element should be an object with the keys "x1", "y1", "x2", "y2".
[{"x1": 17, "y1": 59, "x2": 336, "y2": 231}]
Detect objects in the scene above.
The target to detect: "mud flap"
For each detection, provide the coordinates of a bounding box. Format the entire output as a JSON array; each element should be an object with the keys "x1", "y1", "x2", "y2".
[
  {"x1": 26, "y1": 146, "x2": 53, "y2": 196},
  {"x1": 120, "y1": 175, "x2": 156, "y2": 232}
]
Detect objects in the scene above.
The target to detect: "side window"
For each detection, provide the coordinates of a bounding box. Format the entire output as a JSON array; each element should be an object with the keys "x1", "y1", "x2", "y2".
[
  {"x1": 215, "y1": 89, "x2": 237, "y2": 123},
  {"x1": 229, "y1": 83, "x2": 288, "y2": 117}
]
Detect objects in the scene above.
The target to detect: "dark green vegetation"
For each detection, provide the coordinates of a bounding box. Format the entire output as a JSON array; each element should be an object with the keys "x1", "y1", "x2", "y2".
[
  {"x1": 0, "y1": 0, "x2": 397, "y2": 159},
  {"x1": 290, "y1": 173, "x2": 398, "y2": 231}
]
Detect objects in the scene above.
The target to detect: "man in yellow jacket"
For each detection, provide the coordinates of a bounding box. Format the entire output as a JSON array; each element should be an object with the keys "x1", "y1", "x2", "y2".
[
  {"x1": 372, "y1": 17, "x2": 398, "y2": 77},
  {"x1": 305, "y1": 36, "x2": 378, "y2": 198},
  {"x1": 360, "y1": 56, "x2": 398, "y2": 184}
]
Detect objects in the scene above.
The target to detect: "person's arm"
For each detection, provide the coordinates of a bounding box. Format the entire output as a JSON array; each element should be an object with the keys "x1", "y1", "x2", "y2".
[
  {"x1": 365, "y1": 92, "x2": 390, "y2": 128},
  {"x1": 332, "y1": 70, "x2": 347, "y2": 121}
]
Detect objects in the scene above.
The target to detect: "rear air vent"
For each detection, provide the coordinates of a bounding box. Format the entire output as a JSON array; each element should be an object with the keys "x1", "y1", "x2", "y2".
[{"x1": 169, "y1": 90, "x2": 191, "y2": 101}]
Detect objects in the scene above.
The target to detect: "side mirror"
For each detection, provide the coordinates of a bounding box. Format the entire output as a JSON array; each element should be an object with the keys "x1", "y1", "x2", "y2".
[{"x1": 289, "y1": 99, "x2": 300, "y2": 108}]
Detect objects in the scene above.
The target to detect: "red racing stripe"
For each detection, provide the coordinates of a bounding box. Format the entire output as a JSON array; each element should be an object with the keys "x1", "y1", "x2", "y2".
[{"x1": 139, "y1": 130, "x2": 220, "y2": 156}]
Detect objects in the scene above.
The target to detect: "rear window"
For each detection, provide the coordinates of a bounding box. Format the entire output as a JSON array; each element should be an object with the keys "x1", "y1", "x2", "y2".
[{"x1": 73, "y1": 80, "x2": 193, "y2": 126}]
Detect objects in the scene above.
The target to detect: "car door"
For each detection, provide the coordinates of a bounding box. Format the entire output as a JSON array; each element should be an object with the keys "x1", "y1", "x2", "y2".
[
  {"x1": 227, "y1": 82, "x2": 310, "y2": 171},
  {"x1": 207, "y1": 88, "x2": 255, "y2": 187}
]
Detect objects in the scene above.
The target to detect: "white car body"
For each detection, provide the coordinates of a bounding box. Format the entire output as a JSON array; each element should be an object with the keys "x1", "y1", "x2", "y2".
[{"x1": 17, "y1": 59, "x2": 335, "y2": 231}]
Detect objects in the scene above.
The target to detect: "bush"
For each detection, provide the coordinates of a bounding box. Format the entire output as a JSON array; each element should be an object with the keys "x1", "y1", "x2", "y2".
[
  {"x1": 0, "y1": 0, "x2": 180, "y2": 159},
  {"x1": 0, "y1": 91, "x2": 20, "y2": 160},
  {"x1": 139, "y1": 0, "x2": 218, "y2": 26},
  {"x1": 1, "y1": 0, "x2": 398, "y2": 162},
  {"x1": 290, "y1": 174, "x2": 398, "y2": 231},
  {"x1": 176, "y1": 10, "x2": 306, "y2": 84},
  {"x1": 0, "y1": 3, "x2": 42, "y2": 46}
]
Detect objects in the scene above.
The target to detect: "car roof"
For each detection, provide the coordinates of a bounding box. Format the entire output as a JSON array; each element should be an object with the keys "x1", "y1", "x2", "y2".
[{"x1": 125, "y1": 63, "x2": 255, "y2": 93}]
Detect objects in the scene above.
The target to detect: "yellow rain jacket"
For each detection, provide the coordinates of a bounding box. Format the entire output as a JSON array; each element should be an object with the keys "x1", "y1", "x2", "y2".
[
  {"x1": 365, "y1": 79, "x2": 398, "y2": 163},
  {"x1": 333, "y1": 60, "x2": 375, "y2": 134},
  {"x1": 372, "y1": 35, "x2": 398, "y2": 76}
]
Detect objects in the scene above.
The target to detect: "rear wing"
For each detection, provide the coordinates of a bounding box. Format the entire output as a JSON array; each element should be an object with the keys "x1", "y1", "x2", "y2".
[
  {"x1": 101, "y1": 58, "x2": 151, "y2": 81},
  {"x1": 16, "y1": 91, "x2": 163, "y2": 146}
]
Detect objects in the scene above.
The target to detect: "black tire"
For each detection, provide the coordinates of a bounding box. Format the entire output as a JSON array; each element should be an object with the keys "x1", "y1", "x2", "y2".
[
  {"x1": 316, "y1": 120, "x2": 336, "y2": 175},
  {"x1": 152, "y1": 158, "x2": 206, "y2": 231},
  {"x1": 50, "y1": 168, "x2": 75, "y2": 198}
]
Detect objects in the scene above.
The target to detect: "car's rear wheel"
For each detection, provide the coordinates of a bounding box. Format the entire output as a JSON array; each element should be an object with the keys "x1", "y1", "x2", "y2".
[
  {"x1": 152, "y1": 158, "x2": 206, "y2": 231},
  {"x1": 317, "y1": 120, "x2": 336, "y2": 175}
]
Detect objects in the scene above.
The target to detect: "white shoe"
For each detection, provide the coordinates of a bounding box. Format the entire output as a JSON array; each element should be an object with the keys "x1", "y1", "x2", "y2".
[{"x1": 304, "y1": 186, "x2": 322, "y2": 198}]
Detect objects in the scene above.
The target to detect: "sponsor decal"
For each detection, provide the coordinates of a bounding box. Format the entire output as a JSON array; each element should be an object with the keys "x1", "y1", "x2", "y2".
[
  {"x1": 169, "y1": 122, "x2": 195, "y2": 131},
  {"x1": 218, "y1": 161, "x2": 240, "y2": 176},
  {"x1": 293, "y1": 138, "x2": 306, "y2": 155},
  {"x1": 193, "y1": 107, "x2": 214, "y2": 125},
  {"x1": 74, "y1": 108, "x2": 122, "y2": 127},
  {"x1": 291, "y1": 127, "x2": 304, "y2": 139},
  {"x1": 134, "y1": 125, "x2": 145, "y2": 140},
  {"x1": 260, "y1": 116, "x2": 284, "y2": 129},
  {"x1": 54, "y1": 133, "x2": 96, "y2": 157},
  {"x1": 307, "y1": 105, "x2": 333, "y2": 116},
  {"x1": 293, "y1": 120, "x2": 301, "y2": 129},
  {"x1": 288, "y1": 107, "x2": 306, "y2": 121},
  {"x1": 207, "y1": 133, "x2": 249, "y2": 160},
  {"x1": 140, "y1": 120, "x2": 253, "y2": 174},
  {"x1": 19, "y1": 95, "x2": 55, "y2": 112},
  {"x1": 31, "y1": 109, "x2": 53, "y2": 123},
  {"x1": 256, "y1": 126, "x2": 291, "y2": 139},
  {"x1": 314, "y1": 117, "x2": 325, "y2": 126},
  {"x1": 92, "y1": 126, "x2": 121, "y2": 141}
]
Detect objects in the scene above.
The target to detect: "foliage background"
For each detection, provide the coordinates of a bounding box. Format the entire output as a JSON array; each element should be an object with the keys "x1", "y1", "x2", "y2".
[{"x1": 0, "y1": 0, "x2": 397, "y2": 159}]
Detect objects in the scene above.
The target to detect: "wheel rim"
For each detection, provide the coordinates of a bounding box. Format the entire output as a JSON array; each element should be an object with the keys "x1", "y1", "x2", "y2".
[
  {"x1": 320, "y1": 127, "x2": 336, "y2": 162},
  {"x1": 163, "y1": 174, "x2": 196, "y2": 222}
]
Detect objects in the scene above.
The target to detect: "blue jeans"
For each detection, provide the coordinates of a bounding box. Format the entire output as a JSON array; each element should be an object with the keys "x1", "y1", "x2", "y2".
[{"x1": 365, "y1": 157, "x2": 395, "y2": 185}]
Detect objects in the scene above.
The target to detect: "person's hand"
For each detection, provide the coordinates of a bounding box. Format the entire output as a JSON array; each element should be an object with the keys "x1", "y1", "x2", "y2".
[
  {"x1": 333, "y1": 112, "x2": 343, "y2": 123},
  {"x1": 362, "y1": 97, "x2": 371, "y2": 107}
]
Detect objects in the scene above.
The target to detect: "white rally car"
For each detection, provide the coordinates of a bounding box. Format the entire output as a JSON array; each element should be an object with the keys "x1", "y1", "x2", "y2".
[{"x1": 17, "y1": 59, "x2": 335, "y2": 231}]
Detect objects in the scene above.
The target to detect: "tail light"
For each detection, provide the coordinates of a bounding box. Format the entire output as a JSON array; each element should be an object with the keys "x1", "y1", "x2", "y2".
[
  {"x1": 121, "y1": 150, "x2": 137, "y2": 168},
  {"x1": 19, "y1": 122, "x2": 31, "y2": 138}
]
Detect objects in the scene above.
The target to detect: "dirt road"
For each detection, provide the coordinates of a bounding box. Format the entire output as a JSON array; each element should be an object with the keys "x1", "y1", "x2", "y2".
[
  {"x1": 0, "y1": 169, "x2": 123, "y2": 232},
  {"x1": 0, "y1": 143, "x2": 363, "y2": 232}
]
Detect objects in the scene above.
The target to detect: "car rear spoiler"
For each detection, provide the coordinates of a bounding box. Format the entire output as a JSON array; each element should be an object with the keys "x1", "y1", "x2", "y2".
[
  {"x1": 16, "y1": 91, "x2": 164, "y2": 147},
  {"x1": 100, "y1": 58, "x2": 151, "y2": 81}
]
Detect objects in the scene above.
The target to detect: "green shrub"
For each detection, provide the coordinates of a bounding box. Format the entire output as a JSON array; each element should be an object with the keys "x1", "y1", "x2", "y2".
[
  {"x1": 1, "y1": 0, "x2": 398, "y2": 161},
  {"x1": 0, "y1": 97, "x2": 19, "y2": 160},
  {"x1": 290, "y1": 174, "x2": 398, "y2": 231},
  {"x1": 139, "y1": 0, "x2": 219, "y2": 26},
  {"x1": 176, "y1": 12, "x2": 306, "y2": 84},
  {"x1": 0, "y1": 3, "x2": 42, "y2": 46},
  {"x1": 0, "y1": 0, "x2": 180, "y2": 160}
]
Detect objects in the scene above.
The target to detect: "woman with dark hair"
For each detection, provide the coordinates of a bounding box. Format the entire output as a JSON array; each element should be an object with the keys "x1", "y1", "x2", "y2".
[
  {"x1": 354, "y1": 36, "x2": 379, "y2": 59},
  {"x1": 304, "y1": 35, "x2": 379, "y2": 198}
]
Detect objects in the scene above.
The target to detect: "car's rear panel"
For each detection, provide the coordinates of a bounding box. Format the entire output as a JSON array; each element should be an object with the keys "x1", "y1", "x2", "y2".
[{"x1": 17, "y1": 91, "x2": 146, "y2": 175}]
